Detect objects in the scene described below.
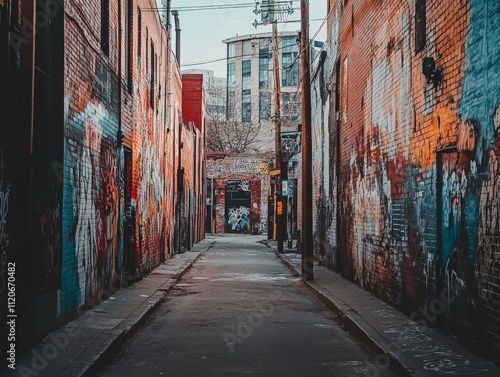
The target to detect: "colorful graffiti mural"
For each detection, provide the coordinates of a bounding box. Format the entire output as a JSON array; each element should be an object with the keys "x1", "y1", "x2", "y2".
[
  {"x1": 134, "y1": 106, "x2": 168, "y2": 272},
  {"x1": 309, "y1": 0, "x2": 500, "y2": 358},
  {"x1": 61, "y1": 102, "x2": 120, "y2": 311},
  {"x1": 226, "y1": 206, "x2": 251, "y2": 232},
  {"x1": 207, "y1": 157, "x2": 271, "y2": 178}
]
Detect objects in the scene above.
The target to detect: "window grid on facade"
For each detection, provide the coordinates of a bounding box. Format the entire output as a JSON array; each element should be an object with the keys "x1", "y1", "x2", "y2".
[
  {"x1": 242, "y1": 40, "x2": 253, "y2": 57},
  {"x1": 228, "y1": 43, "x2": 236, "y2": 58},
  {"x1": 242, "y1": 60, "x2": 251, "y2": 123},
  {"x1": 282, "y1": 92, "x2": 301, "y2": 123},
  {"x1": 259, "y1": 38, "x2": 271, "y2": 89},
  {"x1": 227, "y1": 62, "x2": 236, "y2": 119},
  {"x1": 260, "y1": 92, "x2": 271, "y2": 121},
  {"x1": 282, "y1": 36, "x2": 299, "y2": 87}
]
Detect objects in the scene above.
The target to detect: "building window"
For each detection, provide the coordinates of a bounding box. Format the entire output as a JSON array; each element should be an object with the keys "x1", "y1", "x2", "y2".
[
  {"x1": 242, "y1": 40, "x2": 253, "y2": 57},
  {"x1": 101, "y1": 0, "x2": 110, "y2": 55},
  {"x1": 227, "y1": 63, "x2": 236, "y2": 119},
  {"x1": 260, "y1": 92, "x2": 271, "y2": 121},
  {"x1": 150, "y1": 42, "x2": 155, "y2": 108},
  {"x1": 125, "y1": 0, "x2": 133, "y2": 92},
  {"x1": 228, "y1": 43, "x2": 236, "y2": 58},
  {"x1": 137, "y1": 8, "x2": 142, "y2": 68},
  {"x1": 342, "y1": 56, "x2": 348, "y2": 123},
  {"x1": 259, "y1": 38, "x2": 271, "y2": 89},
  {"x1": 282, "y1": 93, "x2": 301, "y2": 123},
  {"x1": 415, "y1": 0, "x2": 426, "y2": 53},
  {"x1": 282, "y1": 36, "x2": 299, "y2": 87},
  {"x1": 242, "y1": 60, "x2": 251, "y2": 123}
]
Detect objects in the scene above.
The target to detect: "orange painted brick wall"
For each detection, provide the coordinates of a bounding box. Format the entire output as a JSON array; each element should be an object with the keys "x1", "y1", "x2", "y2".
[{"x1": 312, "y1": 0, "x2": 500, "y2": 358}]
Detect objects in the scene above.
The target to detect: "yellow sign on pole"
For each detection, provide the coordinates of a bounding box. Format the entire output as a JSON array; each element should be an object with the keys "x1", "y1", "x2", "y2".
[{"x1": 269, "y1": 169, "x2": 281, "y2": 176}]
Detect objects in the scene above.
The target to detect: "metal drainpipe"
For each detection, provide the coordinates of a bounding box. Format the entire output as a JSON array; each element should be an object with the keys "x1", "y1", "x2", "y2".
[
  {"x1": 166, "y1": 0, "x2": 171, "y2": 35},
  {"x1": 172, "y1": 10, "x2": 181, "y2": 67}
]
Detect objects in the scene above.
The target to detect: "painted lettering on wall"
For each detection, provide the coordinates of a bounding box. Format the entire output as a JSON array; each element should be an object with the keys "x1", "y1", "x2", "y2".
[{"x1": 227, "y1": 206, "x2": 250, "y2": 231}]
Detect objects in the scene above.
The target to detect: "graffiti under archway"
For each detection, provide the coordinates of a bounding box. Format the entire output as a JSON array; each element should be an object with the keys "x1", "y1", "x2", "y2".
[{"x1": 225, "y1": 180, "x2": 251, "y2": 233}]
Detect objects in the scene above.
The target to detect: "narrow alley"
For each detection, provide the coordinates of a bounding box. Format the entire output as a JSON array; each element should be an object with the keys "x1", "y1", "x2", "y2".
[
  {"x1": 98, "y1": 235, "x2": 397, "y2": 377},
  {"x1": 2, "y1": 0, "x2": 500, "y2": 375}
]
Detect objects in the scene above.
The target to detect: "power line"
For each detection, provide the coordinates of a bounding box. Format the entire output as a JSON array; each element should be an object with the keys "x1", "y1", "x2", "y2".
[
  {"x1": 181, "y1": 17, "x2": 325, "y2": 68},
  {"x1": 141, "y1": 1, "x2": 301, "y2": 13},
  {"x1": 141, "y1": 2, "x2": 256, "y2": 12}
]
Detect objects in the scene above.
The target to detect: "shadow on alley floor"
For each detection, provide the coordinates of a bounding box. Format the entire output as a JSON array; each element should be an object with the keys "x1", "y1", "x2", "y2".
[
  {"x1": 264, "y1": 239, "x2": 500, "y2": 377},
  {"x1": 3, "y1": 234, "x2": 500, "y2": 377}
]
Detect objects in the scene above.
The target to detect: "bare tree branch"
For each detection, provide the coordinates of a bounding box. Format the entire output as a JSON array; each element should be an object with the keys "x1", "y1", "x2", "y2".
[{"x1": 205, "y1": 80, "x2": 264, "y2": 154}]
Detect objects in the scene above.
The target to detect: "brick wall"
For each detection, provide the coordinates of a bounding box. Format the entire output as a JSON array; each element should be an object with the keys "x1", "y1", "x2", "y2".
[
  {"x1": 182, "y1": 74, "x2": 204, "y2": 131},
  {"x1": 62, "y1": 0, "x2": 122, "y2": 313},
  {"x1": 180, "y1": 122, "x2": 198, "y2": 248},
  {"x1": 182, "y1": 74, "x2": 206, "y2": 245},
  {"x1": 311, "y1": 0, "x2": 500, "y2": 358},
  {"x1": 127, "y1": 0, "x2": 171, "y2": 275},
  {"x1": 60, "y1": 0, "x2": 188, "y2": 315},
  {"x1": 207, "y1": 154, "x2": 272, "y2": 234},
  {"x1": 0, "y1": 0, "x2": 205, "y2": 356}
]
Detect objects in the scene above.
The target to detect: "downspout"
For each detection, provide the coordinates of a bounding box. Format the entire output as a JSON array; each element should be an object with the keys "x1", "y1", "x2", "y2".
[
  {"x1": 166, "y1": 0, "x2": 171, "y2": 38},
  {"x1": 172, "y1": 10, "x2": 180, "y2": 67},
  {"x1": 193, "y1": 131, "x2": 197, "y2": 246}
]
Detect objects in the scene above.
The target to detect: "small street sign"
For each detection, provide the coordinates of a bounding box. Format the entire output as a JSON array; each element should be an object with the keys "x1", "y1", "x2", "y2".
[
  {"x1": 282, "y1": 180, "x2": 288, "y2": 196},
  {"x1": 269, "y1": 169, "x2": 281, "y2": 176}
]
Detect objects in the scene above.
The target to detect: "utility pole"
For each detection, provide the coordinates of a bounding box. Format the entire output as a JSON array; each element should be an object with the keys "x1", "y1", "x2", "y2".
[
  {"x1": 300, "y1": 0, "x2": 313, "y2": 279},
  {"x1": 172, "y1": 9, "x2": 184, "y2": 253},
  {"x1": 253, "y1": 0, "x2": 293, "y2": 252},
  {"x1": 272, "y1": 7, "x2": 284, "y2": 253}
]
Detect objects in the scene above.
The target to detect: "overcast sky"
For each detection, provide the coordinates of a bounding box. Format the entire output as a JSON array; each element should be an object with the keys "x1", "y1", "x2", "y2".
[{"x1": 165, "y1": 0, "x2": 329, "y2": 77}]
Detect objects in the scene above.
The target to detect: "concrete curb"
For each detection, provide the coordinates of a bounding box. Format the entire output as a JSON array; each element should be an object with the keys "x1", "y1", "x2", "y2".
[
  {"x1": 75, "y1": 240, "x2": 214, "y2": 377},
  {"x1": 271, "y1": 247, "x2": 420, "y2": 377}
]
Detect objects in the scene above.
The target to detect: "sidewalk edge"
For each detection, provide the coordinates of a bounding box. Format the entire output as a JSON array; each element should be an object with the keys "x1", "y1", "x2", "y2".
[
  {"x1": 78, "y1": 240, "x2": 213, "y2": 376},
  {"x1": 272, "y1": 248, "x2": 419, "y2": 377}
]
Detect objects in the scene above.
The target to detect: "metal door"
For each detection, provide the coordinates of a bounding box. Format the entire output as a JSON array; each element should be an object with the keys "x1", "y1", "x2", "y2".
[
  {"x1": 437, "y1": 147, "x2": 460, "y2": 335},
  {"x1": 224, "y1": 180, "x2": 251, "y2": 233}
]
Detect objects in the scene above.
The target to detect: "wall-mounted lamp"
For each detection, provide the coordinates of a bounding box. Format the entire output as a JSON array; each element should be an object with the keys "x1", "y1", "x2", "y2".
[
  {"x1": 422, "y1": 57, "x2": 443, "y2": 88},
  {"x1": 117, "y1": 130, "x2": 124, "y2": 147}
]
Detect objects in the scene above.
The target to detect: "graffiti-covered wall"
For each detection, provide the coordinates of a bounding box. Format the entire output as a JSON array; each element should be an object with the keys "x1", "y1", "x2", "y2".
[
  {"x1": 180, "y1": 122, "x2": 205, "y2": 249},
  {"x1": 61, "y1": 0, "x2": 122, "y2": 313},
  {"x1": 128, "y1": 2, "x2": 171, "y2": 275},
  {"x1": 311, "y1": 0, "x2": 500, "y2": 358},
  {"x1": 0, "y1": 0, "x2": 206, "y2": 360},
  {"x1": 182, "y1": 74, "x2": 206, "y2": 247},
  {"x1": 207, "y1": 154, "x2": 271, "y2": 234},
  {"x1": 60, "y1": 0, "x2": 179, "y2": 315}
]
